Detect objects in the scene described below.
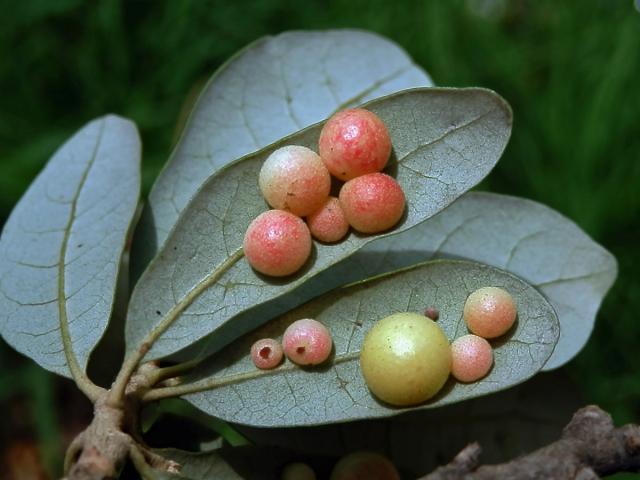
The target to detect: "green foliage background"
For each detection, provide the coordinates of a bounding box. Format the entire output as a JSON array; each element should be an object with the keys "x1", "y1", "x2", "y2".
[{"x1": 0, "y1": 0, "x2": 638, "y2": 477}]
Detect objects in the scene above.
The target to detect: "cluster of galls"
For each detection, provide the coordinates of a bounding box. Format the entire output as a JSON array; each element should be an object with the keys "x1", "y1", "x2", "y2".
[
  {"x1": 251, "y1": 287, "x2": 517, "y2": 408},
  {"x1": 243, "y1": 108, "x2": 405, "y2": 277},
  {"x1": 360, "y1": 286, "x2": 517, "y2": 407},
  {"x1": 250, "y1": 318, "x2": 332, "y2": 370},
  {"x1": 249, "y1": 290, "x2": 516, "y2": 478},
  {"x1": 242, "y1": 111, "x2": 518, "y2": 476}
]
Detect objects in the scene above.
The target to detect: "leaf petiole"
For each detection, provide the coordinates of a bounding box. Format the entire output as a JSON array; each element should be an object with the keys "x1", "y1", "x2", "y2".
[
  {"x1": 57, "y1": 119, "x2": 108, "y2": 403},
  {"x1": 147, "y1": 359, "x2": 201, "y2": 387},
  {"x1": 141, "y1": 352, "x2": 360, "y2": 403},
  {"x1": 108, "y1": 249, "x2": 245, "y2": 407}
]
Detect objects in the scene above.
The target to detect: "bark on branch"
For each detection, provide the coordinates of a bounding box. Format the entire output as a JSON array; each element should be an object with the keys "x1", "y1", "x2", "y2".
[
  {"x1": 419, "y1": 405, "x2": 640, "y2": 480},
  {"x1": 63, "y1": 363, "x2": 161, "y2": 480}
]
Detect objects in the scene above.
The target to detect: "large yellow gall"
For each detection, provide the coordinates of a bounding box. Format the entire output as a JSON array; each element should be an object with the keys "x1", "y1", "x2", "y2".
[{"x1": 360, "y1": 312, "x2": 451, "y2": 406}]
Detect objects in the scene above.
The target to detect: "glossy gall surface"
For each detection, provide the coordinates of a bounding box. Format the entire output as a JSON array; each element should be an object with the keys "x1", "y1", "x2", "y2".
[
  {"x1": 339, "y1": 173, "x2": 405, "y2": 234},
  {"x1": 450, "y1": 334, "x2": 494, "y2": 382},
  {"x1": 282, "y1": 318, "x2": 333, "y2": 366},
  {"x1": 319, "y1": 108, "x2": 391, "y2": 181},
  {"x1": 463, "y1": 286, "x2": 517, "y2": 338},
  {"x1": 243, "y1": 210, "x2": 312, "y2": 277},
  {"x1": 259, "y1": 145, "x2": 331, "y2": 217},
  {"x1": 360, "y1": 312, "x2": 451, "y2": 406}
]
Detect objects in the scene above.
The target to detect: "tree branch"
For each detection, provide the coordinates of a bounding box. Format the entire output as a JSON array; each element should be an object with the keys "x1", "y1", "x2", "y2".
[{"x1": 420, "y1": 405, "x2": 640, "y2": 480}]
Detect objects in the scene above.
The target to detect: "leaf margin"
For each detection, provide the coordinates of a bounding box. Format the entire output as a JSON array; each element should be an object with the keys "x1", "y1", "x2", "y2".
[{"x1": 0, "y1": 114, "x2": 141, "y2": 398}]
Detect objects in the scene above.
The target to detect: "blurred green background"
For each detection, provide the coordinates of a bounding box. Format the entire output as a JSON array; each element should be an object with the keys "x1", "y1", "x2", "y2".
[{"x1": 1, "y1": 0, "x2": 638, "y2": 478}]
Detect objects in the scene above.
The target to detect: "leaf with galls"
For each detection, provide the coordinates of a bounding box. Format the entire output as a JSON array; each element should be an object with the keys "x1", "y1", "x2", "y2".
[{"x1": 181, "y1": 260, "x2": 558, "y2": 427}]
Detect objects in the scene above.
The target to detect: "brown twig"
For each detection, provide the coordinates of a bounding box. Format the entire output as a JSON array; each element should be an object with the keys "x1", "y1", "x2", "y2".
[
  {"x1": 419, "y1": 405, "x2": 640, "y2": 480},
  {"x1": 63, "y1": 365, "x2": 160, "y2": 480}
]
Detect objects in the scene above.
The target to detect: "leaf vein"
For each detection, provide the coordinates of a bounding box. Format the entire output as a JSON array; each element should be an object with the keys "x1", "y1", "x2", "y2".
[
  {"x1": 57, "y1": 119, "x2": 106, "y2": 398},
  {"x1": 399, "y1": 108, "x2": 496, "y2": 162}
]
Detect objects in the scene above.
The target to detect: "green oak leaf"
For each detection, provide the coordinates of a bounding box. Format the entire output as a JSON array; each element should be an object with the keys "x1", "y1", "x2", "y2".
[
  {"x1": 132, "y1": 29, "x2": 433, "y2": 275},
  {"x1": 125, "y1": 87, "x2": 512, "y2": 361},
  {"x1": 0, "y1": 115, "x2": 141, "y2": 378},
  {"x1": 182, "y1": 260, "x2": 559, "y2": 427}
]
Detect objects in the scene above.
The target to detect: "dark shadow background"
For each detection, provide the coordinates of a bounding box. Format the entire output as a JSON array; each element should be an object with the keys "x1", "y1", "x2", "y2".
[{"x1": 1, "y1": 1, "x2": 638, "y2": 478}]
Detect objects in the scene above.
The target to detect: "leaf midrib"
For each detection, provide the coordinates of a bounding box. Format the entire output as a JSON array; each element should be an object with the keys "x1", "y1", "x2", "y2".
[
  {"x1": 140, "y1": 248, "x2": 245, "y2": 354},
  {"x1": 58, "y1": 119, "x2": 106, "y2": 401},
  {"x1": 144, "y1": 351, "x2": 361, "y2": 403}
]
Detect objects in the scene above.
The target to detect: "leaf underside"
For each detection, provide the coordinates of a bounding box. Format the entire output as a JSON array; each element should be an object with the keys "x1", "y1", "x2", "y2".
[
  {"x1": 132, "y1": 29, "x2": 434, "y2": 275},
  {"x1": 125, "y1": 87, "x2": 512, "y2": 362},
  {"x1": 0, "y1": 115, "x2": 141, "y2": 377},
  {"x1": 341, "y1": 192, "x2": 618, "y2": 370},
  {"x1": 243, "y1": 191, "x2": 616, "y2": 372},
  {"x1": 184, "y1": 260, "x2": 559, "y2": 427}
]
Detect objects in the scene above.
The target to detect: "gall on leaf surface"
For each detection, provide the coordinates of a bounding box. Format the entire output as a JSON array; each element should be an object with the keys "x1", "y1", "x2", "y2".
[
  {"x1": 132, "y1": 29, "x2": 433, "y2": 275},
  {"x1": 124, "y1": 87, "x2": 512, "y2": 362},
  {"x1": 337, "y1": 192, "x2": 617, "y2": 370},
  {"x1": 0, "y1": 115, "x2": 141, "y2": 377},
  {"x1": 182, "y1": 260, "x2": 559, "y2": 427}
]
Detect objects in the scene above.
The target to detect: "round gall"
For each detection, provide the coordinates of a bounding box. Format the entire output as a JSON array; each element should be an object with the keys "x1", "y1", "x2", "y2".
[
  {"x1": 259, "y1": 145, "x2": 331, "y2": 217},
  {"x1": 319, "y1": 108, "x2": 391, "y2": 181},
  {"x1": 424, "y1": 306, "x2": 440, "y2": 321},
  {"x1": 306, "y1": 197, "x2": 349, "y2": 243},
  {"x1": 463, "y1": 287, "x2": 517, "y2": 339},
  {"x1": 282, "y1": 319, "x2": 333, "y2": 366},
  {"x1": 450, "y1": 334, "x2": 493, "y2": 382},
  {"x1": 339, "y1": 173, "x2": 405, "y2": 234},
  {"x1": 330, "y1": 451, "x2": 400, "y2": 480},
  {"x1": 360, "y1": 312, "x2": 451, "y2": 406},
  {"x1": 243, "y1": 210, "x2": 312, "y2": 277},
  {"x1": 250, "y1": 338, "x2": 284, "y2": 370},
  {"x1": 281, "y1": 463, "x2": 316, "y2": 480}
]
